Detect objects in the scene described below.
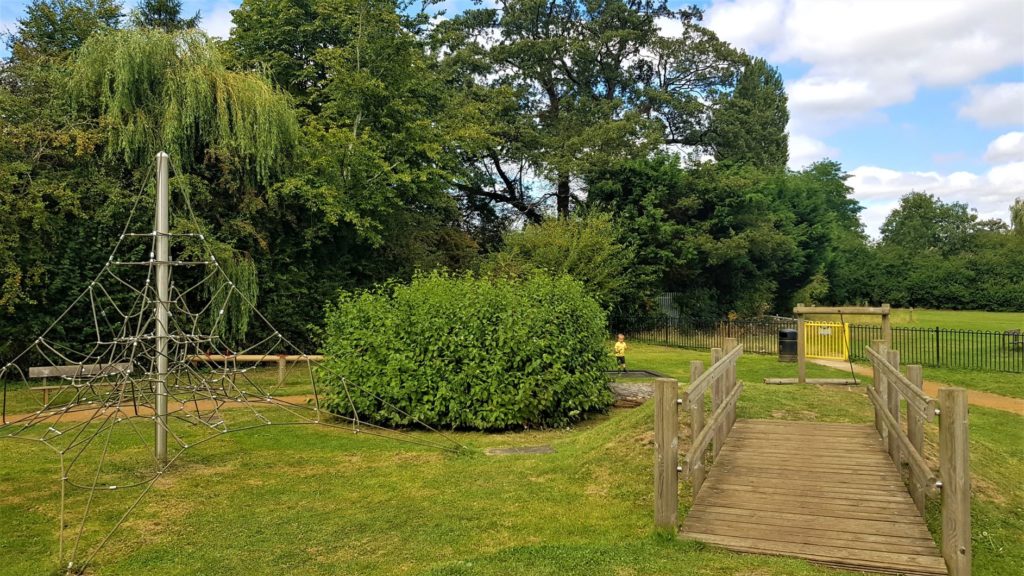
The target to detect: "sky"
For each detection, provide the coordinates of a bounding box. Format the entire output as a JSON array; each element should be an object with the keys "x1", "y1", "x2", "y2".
[{"x1": 1, "y1": 0, "x2": 1022, "y2": 236}]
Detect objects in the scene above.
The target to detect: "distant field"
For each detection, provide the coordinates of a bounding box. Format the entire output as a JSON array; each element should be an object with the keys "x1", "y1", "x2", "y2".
[{"x1": 812, "y1": 308, "x2": 1023, "y2": 332}]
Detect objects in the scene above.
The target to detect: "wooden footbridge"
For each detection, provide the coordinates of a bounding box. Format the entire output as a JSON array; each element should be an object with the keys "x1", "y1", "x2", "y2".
[{"x1": 653, "y1": 338, "x2": 971, "y2": 576}]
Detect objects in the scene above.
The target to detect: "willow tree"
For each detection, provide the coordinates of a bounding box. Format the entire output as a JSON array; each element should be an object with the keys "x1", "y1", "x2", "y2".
[
  {"x1": 1012, "y1": 198, "x2": 1024, "y2": 235},
  {"x1": 69, "y1": 27, "x2": 298, "y2": 186},
  {"x1": 68, "y1": 28, "x2": 300, "y2": 341}
]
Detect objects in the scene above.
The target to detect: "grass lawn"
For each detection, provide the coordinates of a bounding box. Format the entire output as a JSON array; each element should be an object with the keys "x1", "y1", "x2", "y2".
[
  {"x1": 0, "y1": 343, "x2": 1020, "y2": 576},
  {"x1": 810, "y1": 308, "x2": 1024, "y2": 332},
  {"x1": 915, "y1": 365, "x2": 1024, "y2": 400}
]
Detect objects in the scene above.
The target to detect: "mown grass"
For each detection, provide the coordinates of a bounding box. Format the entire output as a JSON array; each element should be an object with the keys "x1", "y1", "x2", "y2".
[
  {"x1": 810, "y1": 308, "x2": 1024, "y2": 332},
  {"x1": 915, "y1": 365, "x2": 1024, "y2": 400},
  {"x1": 0, "y1": 343, "x2": 1020, "y2": 576}
]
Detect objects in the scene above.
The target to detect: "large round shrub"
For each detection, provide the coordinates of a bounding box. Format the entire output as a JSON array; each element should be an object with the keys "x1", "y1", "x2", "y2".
[{"x1": 320, "y1": 271, "x2": 613, "y2": 430}]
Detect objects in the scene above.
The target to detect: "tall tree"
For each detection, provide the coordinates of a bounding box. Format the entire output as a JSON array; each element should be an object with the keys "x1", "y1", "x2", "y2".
[
  {"x1": 879, "y1": 192, "x2": 979, "y2": 254},
  {"x1": 708, "y1": 56, "x2": 789, "y2": 170},
  {"x1": 1012, "y1": 197, "x2": 1024, "y2": 235},
  {"x1": 433, "y1": 1, "x2": 744, "y2": 218},
  {"x1": 133, "y1": 0, "x2": 199, "y2": 32},
  {"x1": 8, "y1": 0, "x2": 122, "y2": 58}
]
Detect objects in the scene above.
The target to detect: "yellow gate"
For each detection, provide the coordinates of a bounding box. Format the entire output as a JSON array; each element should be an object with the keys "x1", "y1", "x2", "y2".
[{"x1": 804, "y1": 321, "x2": 850, "y2": 361}]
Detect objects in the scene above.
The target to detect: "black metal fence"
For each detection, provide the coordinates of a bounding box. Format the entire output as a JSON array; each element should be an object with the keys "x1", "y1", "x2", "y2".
[{"x1": 610, "y1": 316, "x2": 1024, "y2": 374}]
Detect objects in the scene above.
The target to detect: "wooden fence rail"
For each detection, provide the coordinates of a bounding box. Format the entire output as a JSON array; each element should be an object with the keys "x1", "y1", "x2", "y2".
[
  {"x1": 867, "y1": 342, "x2": 971, "y2": 576},
  {"x1": 653, "y1": 338, "x2": 743, "y2": 530}
]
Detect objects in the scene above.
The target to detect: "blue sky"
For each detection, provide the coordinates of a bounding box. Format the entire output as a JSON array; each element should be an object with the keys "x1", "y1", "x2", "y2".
[{"x1": 2, "y1": 0, "x2": 1022, "y2": 235}]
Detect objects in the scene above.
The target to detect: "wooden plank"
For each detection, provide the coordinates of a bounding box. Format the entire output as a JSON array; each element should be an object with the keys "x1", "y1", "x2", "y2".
[
  {"x1": 653, "y1": 378, "x2": 678, "y2": 530},
  {"x1": 867, "y1": 386, "x2": 936, "y2": 490},
  {"x1": 794, "y1": 305, "x2": 892, "y2": 316},
  {"x1": 763, "y1": 377, "x2": 858, "y2": 385},
  {"x1": 907, "y1": 364, "x2": 927, "y2": 514},
  {"x1": 702, "y1": 486, "x2": 921, "y2": 515},
  {"x1": 939, "y1": 387, "x2": 971, "y2": 576},
  {"x1": 714, "y1": 454, "x2": 901, "y2": 473},
  {"x1": 684, "y1": 516, "x2": 939, "y2": 554},
  {"x1": 723, "y1": 338, "x2": 738, "y2": 431},
  {"x1": 866, "y1": 345, "x2": 936, "y2": 421},
  {"x1": 710, "y1": 347, "x2": 724, "y2": 457},
  {"x1": 702, "y1": 473, "x2": 916, "y2": 500},
  {"x1": 886, "y1": 349, "x2": 902, "y2": 467},
  {"x1": 28, "y1": 362, "x2": 131, "y2": 379},
  {"x1": 682, "y1": 532, "x2": 947, "y2": 575},
  {"x1": 692, "y1": 494, "x2": 925, "y2": 524},
  {"x1": 686, "y1": 361, "x2": 705, "y2": 496},
  {"x1": 682, "y1": 344, "x2": 742, "y2": 400},
  {"x1": 686, "y1": 382, "x2": 742, "y2": 467},
  {"x1": 872, "y1": 340, "x2": 885, "y2": 437},
  {"x1": 188, "y1": 354, "x2": 324, "y2": 363},
  {"x1": 704, "y1": 481, "x2": 919, "y2": 504},
  {"x1": 687, "y1": 505, "x2": 935, "y2": 539}
]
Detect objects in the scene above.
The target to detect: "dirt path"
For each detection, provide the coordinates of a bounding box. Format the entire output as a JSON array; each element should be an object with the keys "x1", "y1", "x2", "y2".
[
  {"x1": 2, "y1": 395, "x2": 318, "y2": 425},
  {"x1": 811, "y1": 359, "x2": 1023, "y2": 416}
]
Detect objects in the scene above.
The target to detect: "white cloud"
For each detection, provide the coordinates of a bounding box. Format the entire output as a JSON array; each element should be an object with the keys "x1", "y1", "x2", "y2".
[
  {"x1": 200, "y1": 3, "x2": 235, "y2": 40},
  {"x1": 848, "y1": 162, "x2": 1024, "y2": 237},
  {"x1": 984, "y1": 131, "x2": 1024, "y2": 163},
  {"x1": 705, "y1": 0, "x2": 1024, "y2": 135},
  {"x1": 788, "y1": 133, "x2": 836, "y2": 170},
  {"x1": 959, "y1": 83, "x2": 1024, "y2": 127}
]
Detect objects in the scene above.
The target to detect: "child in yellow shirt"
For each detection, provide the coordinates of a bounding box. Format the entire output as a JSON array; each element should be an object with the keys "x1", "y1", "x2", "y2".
[{"x1": 614, "y1": 333, "x2": 627, "y2": 371}]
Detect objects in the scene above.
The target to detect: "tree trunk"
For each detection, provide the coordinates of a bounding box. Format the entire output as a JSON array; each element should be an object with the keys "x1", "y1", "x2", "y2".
[{"x1": 556, "y1": 174, "x2": 571, "y2": 218}]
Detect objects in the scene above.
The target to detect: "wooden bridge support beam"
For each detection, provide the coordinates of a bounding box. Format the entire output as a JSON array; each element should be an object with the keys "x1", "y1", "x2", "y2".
[
  {"x1": 940, "y1": 387, "x2": 971, "y2": 576},
  {"x1": 688, "y1": 361, "x2": 705, "y2": 496},
  {"x1": 654, "y1": 378, "x2": 679, "y2": 530},
  {"x1": 907, "y1": 365, "x2": 926, "y2": 514},
  {"x1": 885, "y1": 349, "x2": 902, "y2": 468}
]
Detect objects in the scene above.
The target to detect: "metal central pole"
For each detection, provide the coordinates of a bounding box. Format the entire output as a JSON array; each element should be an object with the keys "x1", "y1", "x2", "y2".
[{"x1": 155, "y1": 152, "x2": 170, "y2": 464}]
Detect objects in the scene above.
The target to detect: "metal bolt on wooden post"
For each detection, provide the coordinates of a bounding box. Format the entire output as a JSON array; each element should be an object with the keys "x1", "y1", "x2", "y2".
[
  {"x1": 939, "y1": 387, "x2": 971, "y2": 576},
  {"x1": 886, "y1": 349, "x2": 901, "y2": 468},
  {"x1": 654, "y1": 378, "x2": 679, "y2": 531},
  {"x1": 907, "y1": 365, "x2": 926, "y2": 514},
  {"x1": 688, "y1": 361, "x2": 705, "y2": 496}
]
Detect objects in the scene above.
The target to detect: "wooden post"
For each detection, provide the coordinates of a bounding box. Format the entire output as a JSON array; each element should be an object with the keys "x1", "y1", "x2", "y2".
[
  {"x1": 871, "y1": 340, "x2": 887, "y2": 441},
  {"x1": 885, "y1": 349, "x2": 901, "y2": 468},
  {"x1": 710, "y1": 348, "x2": 724, "y2": 457},
  {"x1": 796, "y1": 306, "x2": 806, "y2": 384},
  {"x1": 277, "y1": 357, "x2": 287, "y2": 386},
  {"x1": 723, "y1": 338, "x2": 738, "y2": 431},
  {"x1": 688, "y1": 361, "x2": 705, "y2": 496},
  {"x1": 939, "y1": 387, "x2": 971, "y2": 576},
  {"x1": 654, "y1": 378, "x2": 679, "y2": 531},
  {"x1": 881, "y1": 303, "x2": 892, "y2": 348},
  {"x1": 907, "y1": 364, "x2": 926, "y2": 514}
]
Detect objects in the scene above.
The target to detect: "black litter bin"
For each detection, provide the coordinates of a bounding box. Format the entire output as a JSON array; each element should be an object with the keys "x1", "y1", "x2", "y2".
[{"x1": 779, "y1": 329, "x2": 798, "y2": 362}]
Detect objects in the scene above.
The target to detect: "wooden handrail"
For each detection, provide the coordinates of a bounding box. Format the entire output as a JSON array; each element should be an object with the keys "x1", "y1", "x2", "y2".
[
  {"x1": 685, "y1": 381, "x2": 743, "y2": 471},
  {"x1": 188, "y1": 354, "x2": 324, "y2": 362},
  {"x1": 683, "y1": 344, "x2": 743, "y2": 403},
  {"x1": 865, "y1": 346, "x2": 936, "y2": 421},
  {"x1": 866, "y1": 386, "x2": 936, "y2": 491}
]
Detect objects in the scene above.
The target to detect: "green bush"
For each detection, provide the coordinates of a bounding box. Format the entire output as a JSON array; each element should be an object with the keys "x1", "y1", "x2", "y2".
[{"x1": 320, "y1": 271, "x2": 614, "y2": 430}]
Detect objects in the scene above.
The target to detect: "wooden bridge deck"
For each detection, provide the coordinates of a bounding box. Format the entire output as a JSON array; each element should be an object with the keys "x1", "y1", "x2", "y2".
[{"x1": 680, "y1": 419, "x2": 948, "y2": 576}]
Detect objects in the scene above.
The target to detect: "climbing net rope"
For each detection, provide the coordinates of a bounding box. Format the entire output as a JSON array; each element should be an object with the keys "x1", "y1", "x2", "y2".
[{"x1": 0, "y1": 158, "x2": 464, "y2": 574}]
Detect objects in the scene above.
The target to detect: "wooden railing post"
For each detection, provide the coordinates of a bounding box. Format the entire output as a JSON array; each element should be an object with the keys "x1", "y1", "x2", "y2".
[
  {"x1": 871, "y1": 340, "x2": 887, "y2": 440},
  {"x1": 710, "y1": 348, "x2": 724, "y2": 457},
  {"x1": 907, "y1": 365, "x2": 926, "y2": 514},
  {"x1": 277, "y1": 356, "x2": 287, "y2": 386},
  {"x1": 654, "y1": 378, "x2": 679, "y2": 530},
  {"x1": 939, "y1": 387, "x2": 971, "y2": 576},
  {"x1": 687, "y1": 361, "x2": 706, "y2": 496},
  {"x1": 723, "y1": 338, "x2": 739, "y2": 431},
  {"x1": 885, "y1": 349, "x2": 901, "y2": 467}
]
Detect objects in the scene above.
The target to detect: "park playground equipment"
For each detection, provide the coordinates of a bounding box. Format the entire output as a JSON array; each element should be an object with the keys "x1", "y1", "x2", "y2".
[
  {"x1": 653, "y1": 338, "x2": 971, "y2": 576},
  {"x1": 0, "y1": 153, "x2": 462, "y2": 574}
]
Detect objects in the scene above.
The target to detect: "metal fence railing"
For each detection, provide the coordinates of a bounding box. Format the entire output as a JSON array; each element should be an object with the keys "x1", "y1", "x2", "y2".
[{"x1": 610, "y1": 316, "x2": 1024, "y2": 374}]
